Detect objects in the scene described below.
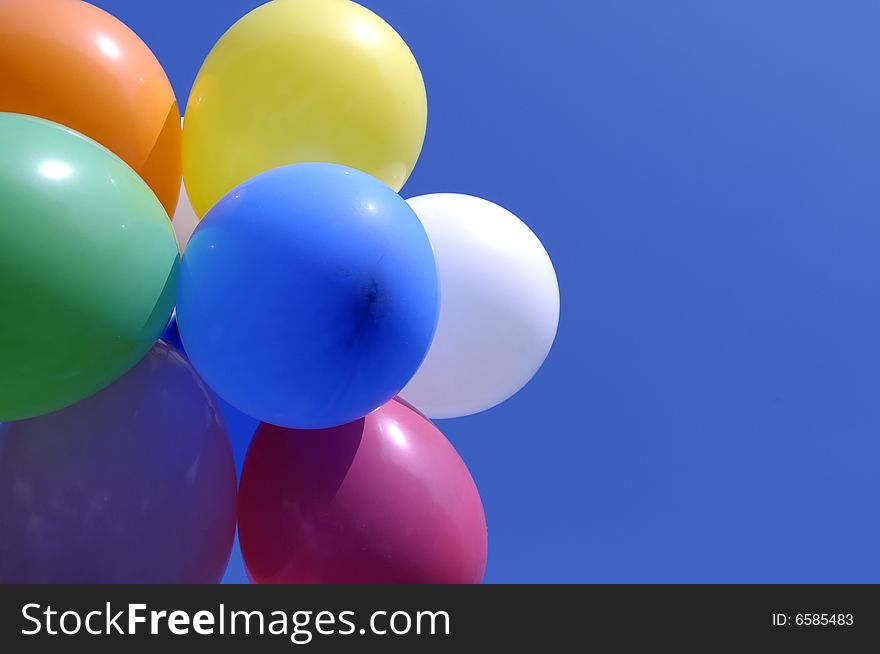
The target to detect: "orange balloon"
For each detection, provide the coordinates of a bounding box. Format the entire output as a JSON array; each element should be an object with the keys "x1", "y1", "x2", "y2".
[{"x1": 0, "y1": 0, "x2": 181, "y2": 216}]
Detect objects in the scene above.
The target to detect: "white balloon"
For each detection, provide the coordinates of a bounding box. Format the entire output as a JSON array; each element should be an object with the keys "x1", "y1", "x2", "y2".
[
  {"x1": 400, "y1": 194, "x2": 559, "y2": 419},
  {"x1": 172, "y1": 117, "x2": 200, "y2": 251},
  {"x1": 172, "y1": 180, "x2": 199, "y2": 252}
]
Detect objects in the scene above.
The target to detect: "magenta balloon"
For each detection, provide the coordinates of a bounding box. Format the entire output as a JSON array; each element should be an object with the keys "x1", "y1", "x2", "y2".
[
  {"x1": 238, "y1": 399, "x2": 488, "y2": 584},
  {"x1": 0, "y1": 342, "x2": 237, "y2": 583}
]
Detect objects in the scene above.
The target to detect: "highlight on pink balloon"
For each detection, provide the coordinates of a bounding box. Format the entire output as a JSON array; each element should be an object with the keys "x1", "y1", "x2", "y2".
[{"x1": 238, "y1": 398, "x2": 488, "y2": 584}]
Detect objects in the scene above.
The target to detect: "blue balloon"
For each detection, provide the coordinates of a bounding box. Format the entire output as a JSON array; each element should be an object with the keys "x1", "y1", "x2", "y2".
[
  {"x1": 0, "y1": 343, "x2": 236, "y2": 583},
  {"x1": 176, "y1": 163, "x2": 439, "y2": 429}
]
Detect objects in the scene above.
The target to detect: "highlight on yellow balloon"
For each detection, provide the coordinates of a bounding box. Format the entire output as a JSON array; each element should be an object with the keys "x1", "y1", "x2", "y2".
[{"x1": 183, "y1": 0, "x2": 427, "y2": 217}]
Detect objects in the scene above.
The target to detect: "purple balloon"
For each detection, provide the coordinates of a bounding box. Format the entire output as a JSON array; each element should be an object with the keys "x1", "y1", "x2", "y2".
[
  {"x1": 239, "y1": 398, "x2": 487, "y2": 584},
  {"x1": 0, "y1": 342, "x2": 236, "y2": 583}
]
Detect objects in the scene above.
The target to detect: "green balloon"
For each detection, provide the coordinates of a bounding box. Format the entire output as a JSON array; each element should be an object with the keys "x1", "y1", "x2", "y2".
[{"x1": 0, "y1": 114, "x2": 179, "y2": 420}]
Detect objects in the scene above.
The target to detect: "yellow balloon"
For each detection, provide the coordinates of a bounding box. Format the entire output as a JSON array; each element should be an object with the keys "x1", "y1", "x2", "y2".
[{"x1": 183, "y1": 0, "x2": 427, "y2": 217}]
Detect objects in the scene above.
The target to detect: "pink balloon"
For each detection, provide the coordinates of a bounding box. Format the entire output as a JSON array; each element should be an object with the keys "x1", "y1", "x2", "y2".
[{"x1": 238, "y1": 398, "x2": 487, "y2": 583}]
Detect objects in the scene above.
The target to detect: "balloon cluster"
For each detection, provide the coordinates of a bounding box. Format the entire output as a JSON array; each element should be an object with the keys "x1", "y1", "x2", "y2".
[{"x1": 0, "y1": 0, "x2": 559, "y2": 584}]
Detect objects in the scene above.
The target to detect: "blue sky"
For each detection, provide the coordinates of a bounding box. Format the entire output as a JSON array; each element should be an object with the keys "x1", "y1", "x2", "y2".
[{"x1": 95, "y1": 0, "x2": 880, "y2": 582}]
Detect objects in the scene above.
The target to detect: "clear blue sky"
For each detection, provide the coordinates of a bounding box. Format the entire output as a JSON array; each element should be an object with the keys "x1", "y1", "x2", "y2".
[{"x1": 94, "y1": 0, "x2": 880, "y2": 582}]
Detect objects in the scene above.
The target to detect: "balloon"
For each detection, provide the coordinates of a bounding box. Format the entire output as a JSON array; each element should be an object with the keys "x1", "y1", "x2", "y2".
[
  {"x1": 177, "y1": 163, "x2": 439, "y2": 429},
  {"x1": 172, "y1": 180, "x2": 199, "y2": 252},
  {"x1": 161, "y1": 315, "x2": 252, "y2": 585},
  {"x1": 172, "y1": 119, "x2": 200, "y2": 250},
  {"x1": 238, "y1": 399, "x2": 487, "y2": 584},
  {"x1": 161, "y1": 314, "x2": 259, "y2": 479},
  {"x1": 400, "y1": 194, "x2": 560, "y2": 418},
  {"x1": 182, "y1": 0, "x2": 427, "y2": 217},
  {"x1": 0, "y1": 342, "x2": 236, "y2": 583},
  {"x1": 0, "y1": 114, "x2": 179, "y2": 421},
  {"x1": 0, "y1": 0, "x2": 182, "y2": 215}
]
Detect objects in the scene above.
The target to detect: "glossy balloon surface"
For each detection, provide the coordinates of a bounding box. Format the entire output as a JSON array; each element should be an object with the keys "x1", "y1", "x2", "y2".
[
  {"x1": 161, "y1": 315, "x2": 259, "y2": 478},
  {"x1": 172, "y1": 180, "x2": 199, "y2": 252},
  {"x1": 177, "y1": 163, "x2": 438, "y2": 429},
  {"x1": 0, "y1": 114, "x2": 179, "y2": 421},
  {"x1": 0, "y1": 342, "x2": 236, "y2": 583},
  {"x1": 172, "y1": 117, "x2": 200, "y2": 251},
  {"x1": 183, "y1": 0, "x2": 426, "y2": 216},
  {"x1": 239, "y1": 399, "x2": 487, "y2": 584},
  {"x1": 0, "y1": 0, "x2": 182, "y2": 215},
  {"x1": 400, "y1": 194, "x2": 560, "y2": 418}
]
